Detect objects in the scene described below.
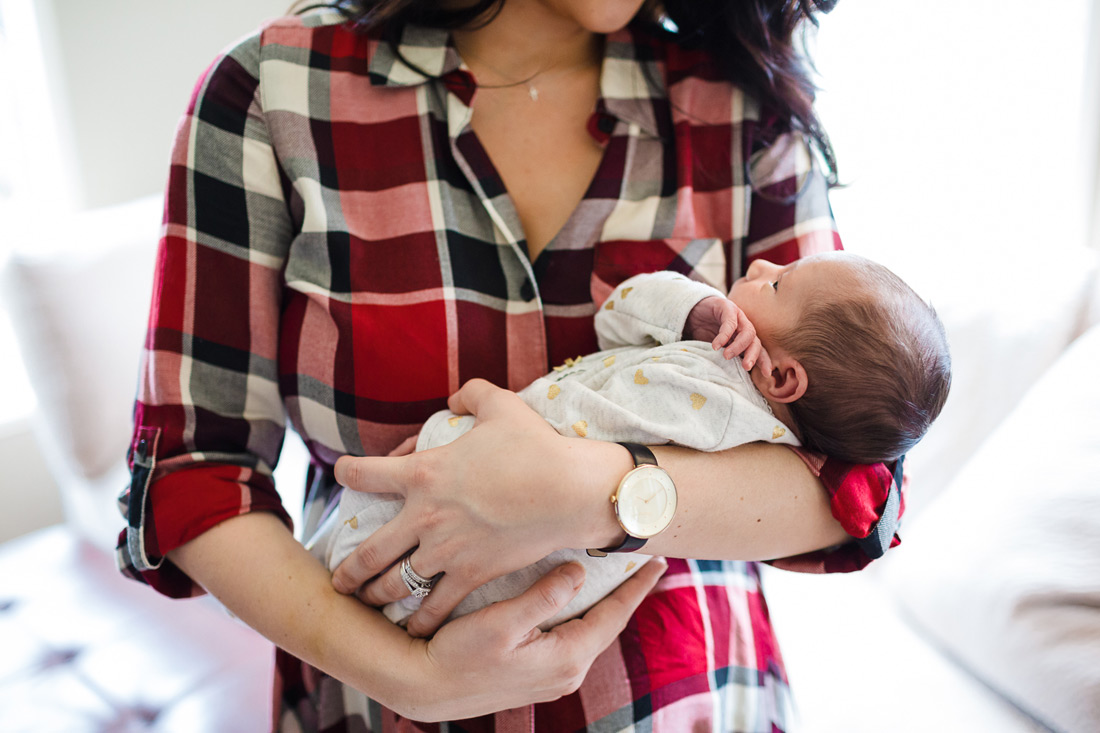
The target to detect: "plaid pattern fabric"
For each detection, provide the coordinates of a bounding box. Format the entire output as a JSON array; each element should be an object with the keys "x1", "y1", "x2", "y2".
[{"x1": 117, "y1": 9, "x2": 903, "y2": 731}]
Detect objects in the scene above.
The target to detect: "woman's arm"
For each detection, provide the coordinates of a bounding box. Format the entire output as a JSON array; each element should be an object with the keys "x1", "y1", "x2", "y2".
[
  {"x1": 645, "y1": 440, "x2": 848, "y2": 559},
  {"x1": 333, "y1": 379, "x2": 848, "y2": 637},
  {"x1": 168, "y1": 510, "x2": 666, "y2": 722}
]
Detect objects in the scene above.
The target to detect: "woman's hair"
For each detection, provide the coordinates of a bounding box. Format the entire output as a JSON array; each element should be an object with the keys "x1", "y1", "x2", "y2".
[
  {"x1": 658, "y1": 0, "x2": 838, "y2": 184},
  {"x1": 313, "y1": 0, "x2": 839, "y2": 184},
  {"x1": 775, "y1": 258, "x2": 952, "y2": 465}
]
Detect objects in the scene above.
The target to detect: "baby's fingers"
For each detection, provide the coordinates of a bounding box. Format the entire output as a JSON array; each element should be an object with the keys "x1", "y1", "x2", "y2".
[
  {"x1": 736, "y1": 338, "x2": 763, "y2": 370},
  {"x1": 754, "y1": 346, "x2": 775, "y2": 378},
  {"x1": 722, "y1": 312, "x2": 757, "y2": 360},
  {"x1": 711, "y1": 317, "x2": 738, "y2": 350}
]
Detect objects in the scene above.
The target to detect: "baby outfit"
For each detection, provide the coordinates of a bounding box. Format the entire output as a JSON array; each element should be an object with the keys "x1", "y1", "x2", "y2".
[{"x1": 318, "y1": 271, "x2": 799, "y2": 629}]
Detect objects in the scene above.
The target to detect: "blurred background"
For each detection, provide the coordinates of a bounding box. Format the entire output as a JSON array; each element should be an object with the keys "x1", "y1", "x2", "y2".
[{"x1": 0, "y1": 1, "x2": 1097, "y2": 731}]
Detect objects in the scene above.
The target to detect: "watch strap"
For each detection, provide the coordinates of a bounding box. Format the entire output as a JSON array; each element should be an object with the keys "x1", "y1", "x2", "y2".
[
  {"x1": 587, "y1": 443, "x2": 660, "y2": 557},
  {"x1": 619, "y1": 442, "x2": 658, "y2": 468}
]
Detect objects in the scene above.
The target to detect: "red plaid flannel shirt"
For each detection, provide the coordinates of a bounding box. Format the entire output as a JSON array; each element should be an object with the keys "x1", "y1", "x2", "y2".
[{"x1": 118, "y1": 9, "x2": 903, "y2": 731}]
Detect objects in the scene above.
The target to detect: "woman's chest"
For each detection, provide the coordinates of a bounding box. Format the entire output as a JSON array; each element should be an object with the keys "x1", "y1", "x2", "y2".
[{"x1": 269, "y1": 85, "x2": 736, "y2": 437}]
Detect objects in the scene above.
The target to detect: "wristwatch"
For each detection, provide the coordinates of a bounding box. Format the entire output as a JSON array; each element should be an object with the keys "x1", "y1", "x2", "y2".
[{"x1": 587, "y1": 443, "x2": 678, "y2": 557}]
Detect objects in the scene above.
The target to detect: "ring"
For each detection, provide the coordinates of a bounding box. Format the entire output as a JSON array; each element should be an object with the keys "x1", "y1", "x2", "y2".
[{"x1": 400, "y1": 555, "x2": 437, "y2": 599}]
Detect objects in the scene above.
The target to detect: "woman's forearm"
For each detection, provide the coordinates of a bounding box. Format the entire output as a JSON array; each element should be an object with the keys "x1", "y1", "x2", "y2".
[
  {"x1": 167, "y1": 512, "x2": 420, "y2": 708},
  {"x1": 649, "y1": 442, "x2": 849, "y2": 559},
  {"x1": 572, "y1": 439, "x2": 849, "y2": 561}
]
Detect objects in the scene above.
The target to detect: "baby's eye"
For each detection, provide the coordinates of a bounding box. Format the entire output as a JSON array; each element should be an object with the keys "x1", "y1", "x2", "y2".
[{"x1": 770, "y1": 280, "x2": 778, "y2": 292}]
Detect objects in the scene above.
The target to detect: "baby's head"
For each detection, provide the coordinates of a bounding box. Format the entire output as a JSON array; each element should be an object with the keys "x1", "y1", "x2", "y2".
[{"x1": 730, "y1": 252, "x2": 951, "y2": 464}]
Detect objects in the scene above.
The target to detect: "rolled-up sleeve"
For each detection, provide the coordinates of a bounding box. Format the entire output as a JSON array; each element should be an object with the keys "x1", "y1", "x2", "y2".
[
  {"x1": 117, "y1": 28, "x2": 295, "y2": 597},
  {"x1": 739, "y1": 125, "x2": 904, "y2": 573}
]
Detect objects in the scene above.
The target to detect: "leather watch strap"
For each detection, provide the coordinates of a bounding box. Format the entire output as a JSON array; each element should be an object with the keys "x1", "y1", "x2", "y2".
[{"x1": 619, "y1": 442, "x2": 658, "y2": 468}]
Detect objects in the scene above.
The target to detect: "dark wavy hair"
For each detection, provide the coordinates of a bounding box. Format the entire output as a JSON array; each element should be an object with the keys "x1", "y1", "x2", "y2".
[{"x1": 305, "y1": 0, "x2": 840, "y2": 184}]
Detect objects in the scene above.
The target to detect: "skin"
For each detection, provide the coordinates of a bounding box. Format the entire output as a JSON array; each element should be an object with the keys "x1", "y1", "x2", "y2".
[{"x1": 451, "y1": 0, "x2": 648, "y2": 260}]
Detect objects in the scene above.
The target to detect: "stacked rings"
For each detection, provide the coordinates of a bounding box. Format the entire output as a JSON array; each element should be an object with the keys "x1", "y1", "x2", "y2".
[{"x1": 400, "y1": 556, "x2": 437, "y2": 598}]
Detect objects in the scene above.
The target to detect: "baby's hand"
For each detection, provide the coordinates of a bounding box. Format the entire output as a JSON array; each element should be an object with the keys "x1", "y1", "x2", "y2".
[{"x1": 685, "y1": 296, "x2": 769, "y2": 371}]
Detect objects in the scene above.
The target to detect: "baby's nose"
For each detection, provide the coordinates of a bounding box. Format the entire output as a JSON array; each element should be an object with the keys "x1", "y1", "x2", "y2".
[{"x1": 746, "y1": 259, "x2": 773, "y2": 279}]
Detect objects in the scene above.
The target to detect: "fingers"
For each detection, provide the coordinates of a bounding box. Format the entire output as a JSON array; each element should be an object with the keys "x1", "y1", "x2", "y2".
[
  {"x1": 357, "y1": 552, "x2": 477, "y2": 639},
  {"x1": 388, "y1": 434, "x2": 418, "y2": 456},
  {"x1": 334, "y1": 454, "x2": 410, "y2": 497},
  {"x1": 446, "y1": 377, "x2": 499, "y2": 417},
  {"x1": 356, "y1": 547, "x2": 436, "y2": 602},
  {"x1": 550, "y1": 557, "x2": 667, "y2": 649},
  {"x1": 723, "y1": 310, "x2": 756, "y2": 357},
  {"x1": 406, "y1": 575, "x2": 472, "y2": 638},
  {"x1": 711, "y1": 314, "x2": 737, "y2": 351},
  {"x1": 737, "y1": 338, "x2": 763, "y2": 370},
  {"x1": 331, "y1": 518, "x2": 419, "y2": 595},
  {"x1": 488, "y1": 563, "x2": 587, "y2": 640},
  {"x1": 754, "y1": 346, "x2": 775, "y2": 379}
]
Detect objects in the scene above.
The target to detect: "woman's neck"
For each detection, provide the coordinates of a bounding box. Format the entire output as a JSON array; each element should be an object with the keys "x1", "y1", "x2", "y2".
[{"x1": 451, "y1": 1, "x2": 602, "y2": 86}]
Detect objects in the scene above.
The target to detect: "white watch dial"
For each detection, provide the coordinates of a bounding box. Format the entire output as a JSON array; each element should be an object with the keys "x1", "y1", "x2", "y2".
[{"x1": 616, "y1": 465, "x2": 677, "y2": 538}]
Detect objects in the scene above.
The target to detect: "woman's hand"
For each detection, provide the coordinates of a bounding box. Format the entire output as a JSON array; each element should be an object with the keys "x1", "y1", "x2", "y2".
[
  {"x1": 403, "y1": 557, "x2": 667, "y2": 721},
  {"x1": 331, "y1": 379, "x2": 629, "y2": 637}
]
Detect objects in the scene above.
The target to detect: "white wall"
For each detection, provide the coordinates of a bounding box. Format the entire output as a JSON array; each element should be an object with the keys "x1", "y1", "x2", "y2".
[{"x1": 36, "y1": 0, "x2": 290, "y2": 209}]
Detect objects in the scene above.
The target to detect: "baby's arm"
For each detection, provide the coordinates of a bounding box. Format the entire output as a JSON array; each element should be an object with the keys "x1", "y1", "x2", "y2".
[
  {"x1": 684, "y1": 297, "x2": 771, "y2": 372},
  {"x1": 595, "y1": 271, "x2": 725, "y2": 350}
]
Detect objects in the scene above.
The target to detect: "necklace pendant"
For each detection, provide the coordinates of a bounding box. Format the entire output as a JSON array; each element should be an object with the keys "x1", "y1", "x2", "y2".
[{"x1": 528, "y1": 85, "x2": 539, "y2": 102}]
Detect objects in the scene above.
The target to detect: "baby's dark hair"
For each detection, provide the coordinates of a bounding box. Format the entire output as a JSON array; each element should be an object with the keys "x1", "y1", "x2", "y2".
[{"x1": 776, "y1": 256, "x2": 951, "y2": 465}]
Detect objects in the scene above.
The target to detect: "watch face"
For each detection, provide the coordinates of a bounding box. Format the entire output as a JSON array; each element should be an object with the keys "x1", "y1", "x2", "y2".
[{"x1": 616, "y1": 465, "x2": 677, "y2": 538}]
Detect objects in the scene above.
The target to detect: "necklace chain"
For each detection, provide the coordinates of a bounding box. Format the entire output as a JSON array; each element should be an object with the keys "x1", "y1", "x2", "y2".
[{"x1": 455, "y1": 45, "x2": 597, "y2": 102}]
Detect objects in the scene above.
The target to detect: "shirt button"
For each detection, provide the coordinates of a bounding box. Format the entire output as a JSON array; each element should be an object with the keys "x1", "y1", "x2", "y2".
[
  {"x1": 520, "y1": 281, "x2": 536, "y2": 302},
  {"x1": 597, "y1": 116, "x2": 615, "y2": 134}
]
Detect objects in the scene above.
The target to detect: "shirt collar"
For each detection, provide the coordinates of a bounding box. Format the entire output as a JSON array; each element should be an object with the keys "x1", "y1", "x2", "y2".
[
  {"x1": 367, "y1": 24, "x2": 462, "y2": 87},
  {"x1": 368, "y1": 25, "x2": 666, "y2": 138}
]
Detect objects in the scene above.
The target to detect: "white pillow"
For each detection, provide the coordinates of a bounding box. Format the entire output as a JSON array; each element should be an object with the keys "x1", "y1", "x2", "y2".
[
  {"x1": 882, "y1": 324, "x2": 1100, "y2": 733},
  {"x1": 1, "y1": 195, "x2": 162, "y2": 480}
]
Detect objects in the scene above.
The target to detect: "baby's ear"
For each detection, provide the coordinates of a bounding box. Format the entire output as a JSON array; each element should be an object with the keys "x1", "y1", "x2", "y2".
[{"x1": 758, "y1": 356, "x2": 808, "y2": 404}]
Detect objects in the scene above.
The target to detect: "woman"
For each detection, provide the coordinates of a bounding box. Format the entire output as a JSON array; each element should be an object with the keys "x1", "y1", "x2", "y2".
[{"x1": 118, "y1": 0, "x2": 901, "y2": 729}]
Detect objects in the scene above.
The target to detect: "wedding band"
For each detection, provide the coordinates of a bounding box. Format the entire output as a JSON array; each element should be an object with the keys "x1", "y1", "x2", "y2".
[{"x1": 400, "y1": 555, "x2": 437, "y2": 599}]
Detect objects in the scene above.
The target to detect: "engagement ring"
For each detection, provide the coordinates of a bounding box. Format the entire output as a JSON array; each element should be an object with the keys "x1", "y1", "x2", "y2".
[{"x1": 400, "y1": 555, "x2": 437, "y2": 599}]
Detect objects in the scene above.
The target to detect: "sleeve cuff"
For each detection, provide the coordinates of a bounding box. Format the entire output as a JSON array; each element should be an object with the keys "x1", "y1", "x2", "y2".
[
  {"x1": 117, "y1": 456, "x2": 293, "y2": 598},
  {"x1": 767, "y1": 449, "x2": 906, "y2": 574}
]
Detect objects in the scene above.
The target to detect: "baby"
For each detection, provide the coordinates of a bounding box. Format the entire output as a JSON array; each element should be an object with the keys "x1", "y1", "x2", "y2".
[{"x1": 316, "y1": 251, "x2": 951, "y2": 629}]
